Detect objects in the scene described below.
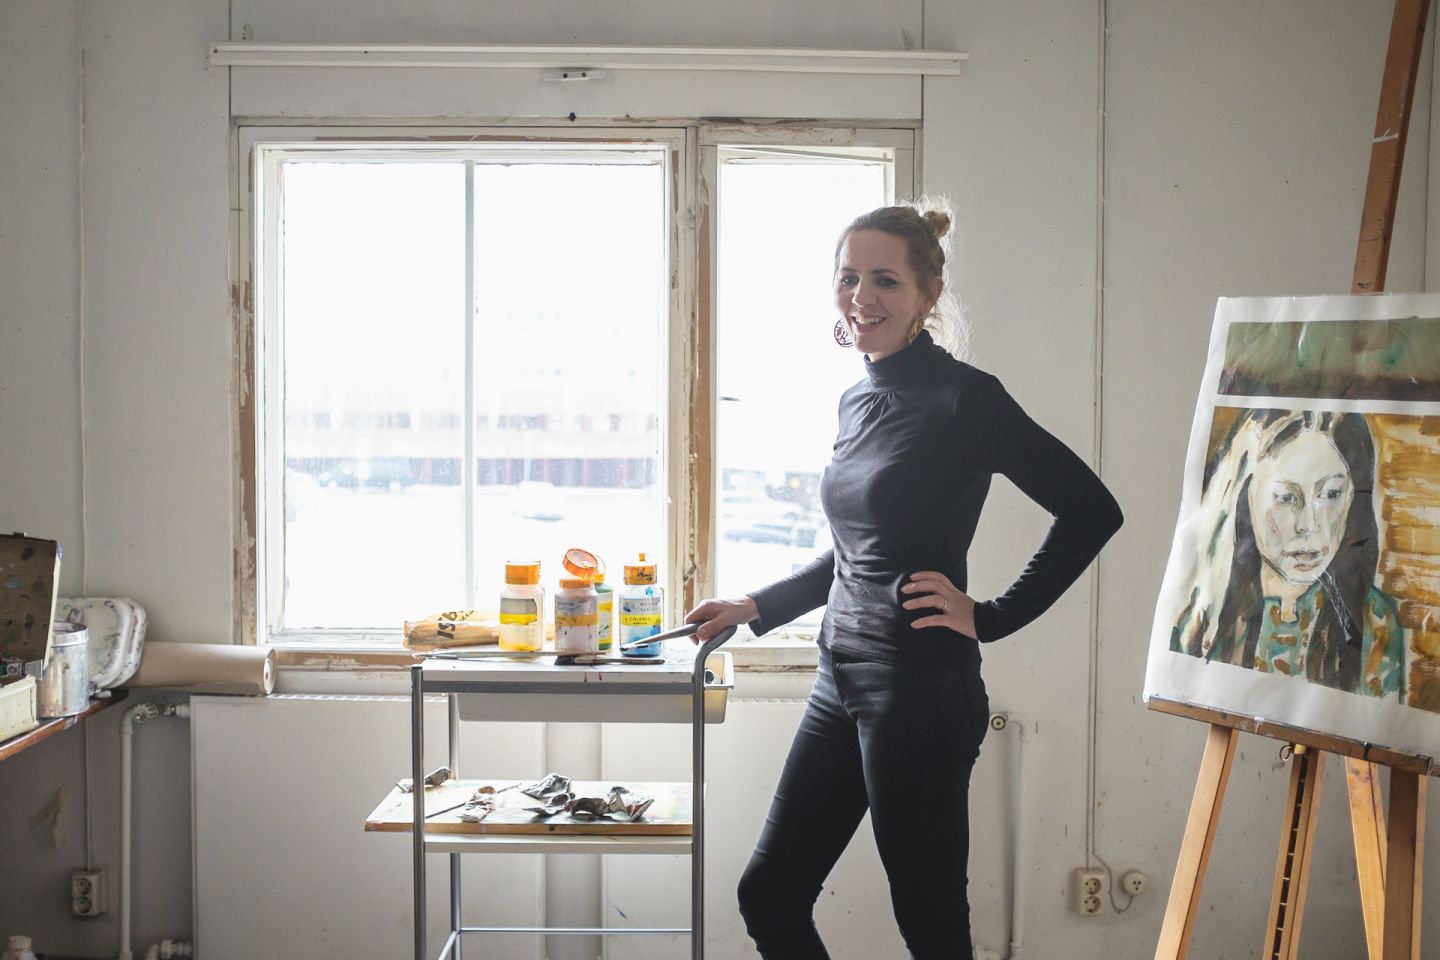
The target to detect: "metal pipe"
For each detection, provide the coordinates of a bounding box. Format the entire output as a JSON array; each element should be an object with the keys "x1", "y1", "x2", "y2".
[
  {"x1": 412, "y1": 665, "x2": 427, "y2": 960},
  {"x1": 117, "y1": 703, "x2": 188, "y2": 960},
  {"x1": 691, "y1": 626, "x2": 736, "y2": 960},
  {"x1": 448, "y1": 692, "x2": 461, "y2": 960}
]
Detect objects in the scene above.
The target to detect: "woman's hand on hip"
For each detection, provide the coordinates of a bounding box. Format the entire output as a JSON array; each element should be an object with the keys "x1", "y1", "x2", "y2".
[
  {"x1": 684, "y1": 595, "x2": 760, "y2": 643},
  {"x1": 902, "y1": 571, "x2": 978, "y2": 639}
]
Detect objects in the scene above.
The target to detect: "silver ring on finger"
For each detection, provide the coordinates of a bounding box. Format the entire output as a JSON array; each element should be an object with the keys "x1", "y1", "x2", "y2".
[{"x1": 941, "y1": 600, "x2": 949, "y2": 613}]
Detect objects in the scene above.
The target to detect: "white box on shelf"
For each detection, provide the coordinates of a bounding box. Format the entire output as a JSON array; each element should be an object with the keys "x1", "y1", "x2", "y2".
[{"x1": 0, "y1": 675, "x2": 40, "y2": 741}]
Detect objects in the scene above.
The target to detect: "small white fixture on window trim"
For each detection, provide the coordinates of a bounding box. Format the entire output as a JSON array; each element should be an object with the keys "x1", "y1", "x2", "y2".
[
  {"x1": 543, "y1": 68, "x2": 609, "y2": 83},
  {"x1": 208, "y1": 43, "x2": 966, "y2": 76}
]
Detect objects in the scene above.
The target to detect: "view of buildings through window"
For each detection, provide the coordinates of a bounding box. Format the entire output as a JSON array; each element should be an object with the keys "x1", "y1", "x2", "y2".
[{"x1": 260, "y1": 137, "x2": 892, "y2": 636}]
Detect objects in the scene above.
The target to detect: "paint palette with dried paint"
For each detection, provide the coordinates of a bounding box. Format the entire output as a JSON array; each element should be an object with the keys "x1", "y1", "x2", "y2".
[{"x1": 56, "y1": 597, "x2": 147, "y2": 689}]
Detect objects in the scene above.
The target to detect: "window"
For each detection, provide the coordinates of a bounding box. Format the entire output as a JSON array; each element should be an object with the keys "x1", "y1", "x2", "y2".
[{"x1": 242, "y1": 125, "x2": 911, "y2": 643}]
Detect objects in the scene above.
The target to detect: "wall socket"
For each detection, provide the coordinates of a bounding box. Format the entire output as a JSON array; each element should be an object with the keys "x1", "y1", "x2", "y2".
[
  {"x1": 1072, "y1": 867, "x2": 1108, "y2": 915},
  {"x1": 71, "y1": 868, "x2": 107, "y2": 917}
]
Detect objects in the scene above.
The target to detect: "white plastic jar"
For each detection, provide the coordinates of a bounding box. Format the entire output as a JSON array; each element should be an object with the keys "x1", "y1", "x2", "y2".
[
  {"x1": 2, "y1": 935, "x2": 38, "y2": 960},
  {"x1": 498, "y1": 560, "x2": 544, "y2": 653},
  {"x1": 554, "y1": 577, "x2": 600, "y2": 655}
]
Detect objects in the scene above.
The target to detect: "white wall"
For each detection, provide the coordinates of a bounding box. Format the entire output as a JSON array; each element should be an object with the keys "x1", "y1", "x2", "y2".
[{"x1": 3, "y1": 0, "x2": 1439, "y2": 957}]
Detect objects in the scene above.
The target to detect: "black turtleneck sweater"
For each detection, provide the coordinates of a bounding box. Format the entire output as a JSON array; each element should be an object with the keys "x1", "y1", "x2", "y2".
[{"x1": 747, "y1": 331, "x2": 1123, "y2": 664}]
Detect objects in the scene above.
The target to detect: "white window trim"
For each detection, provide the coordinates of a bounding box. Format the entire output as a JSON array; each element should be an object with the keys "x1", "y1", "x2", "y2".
[{"x1": 234, "y1": 120, "x2": 919, "y2": 653}]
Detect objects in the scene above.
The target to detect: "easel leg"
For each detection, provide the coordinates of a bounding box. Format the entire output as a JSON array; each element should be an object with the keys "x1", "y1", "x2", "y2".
[
  {"x1": 1381, "y1": 771, "x2": 1426, "y2": 960},
  {"x1": 1346, "y1": 758, "x2": 1387, "y2": 960},
  {"x1": 1154, "y1": 724, "x2": 1239, "y2": 960},
  {"x1": 1262, "y1": 747, "x2": 1325, "y2": 960}
]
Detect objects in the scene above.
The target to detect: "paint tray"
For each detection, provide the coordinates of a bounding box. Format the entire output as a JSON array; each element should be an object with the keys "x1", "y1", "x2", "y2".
[{"x1": 56, "y1": 597, "x2": 147, "y2": 689}]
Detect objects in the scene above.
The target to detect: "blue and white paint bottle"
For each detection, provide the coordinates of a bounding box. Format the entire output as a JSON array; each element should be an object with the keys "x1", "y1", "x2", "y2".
[{"x1": 618, "y1": 553, "x2": 663, "y2": 658}]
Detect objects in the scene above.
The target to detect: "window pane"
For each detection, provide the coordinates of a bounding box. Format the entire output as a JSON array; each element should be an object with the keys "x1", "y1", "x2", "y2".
[
  {"x1": 470, "y1": 162, "x2": 667, "y2": 601},
  {"x1": 715, "y1": 157, "x2": 889, "y2": 625},
  {"x1": 281, "y1": 161, "x2": 466, "y2": 629}
]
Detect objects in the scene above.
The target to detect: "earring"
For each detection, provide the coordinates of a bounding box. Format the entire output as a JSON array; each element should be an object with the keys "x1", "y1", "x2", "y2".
[
  {"x1": 908, "y1": 315, "x2": 925, "y2": 343},
  {"x1": 833, "y1": 318, "x2": 854, "y2": 347}
]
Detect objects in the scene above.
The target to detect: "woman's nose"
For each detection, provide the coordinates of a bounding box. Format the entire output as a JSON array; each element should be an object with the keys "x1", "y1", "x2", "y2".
[
  {"x1": 852, "y1": 282, "x2": 877, "y2": 306},
  {"x1": 1295, "y1": 503, "x2": 1317, "y2": 535}
]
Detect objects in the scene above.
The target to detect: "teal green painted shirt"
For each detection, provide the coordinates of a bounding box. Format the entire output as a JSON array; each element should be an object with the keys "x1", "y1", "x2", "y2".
[{"x1": 1251, "y1": 584, "x2": 1405, "y2": 700}]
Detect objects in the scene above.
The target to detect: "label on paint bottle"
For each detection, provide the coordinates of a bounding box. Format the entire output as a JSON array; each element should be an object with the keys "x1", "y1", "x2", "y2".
[
  {"x1": 499, "y1": 597, "x2": 539, "y2": 625},
  {"x1": 618, "y1": 593, "x2": 663, "y2": 656}
]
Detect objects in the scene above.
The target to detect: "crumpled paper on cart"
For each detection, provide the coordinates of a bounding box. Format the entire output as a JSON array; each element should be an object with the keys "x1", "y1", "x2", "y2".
[
  {"x1": 457, "y1": 782, "x2": 513, "y2": 823},
  {"x1": 517, "y1": 772, "x2": 655, "y2": 823}
]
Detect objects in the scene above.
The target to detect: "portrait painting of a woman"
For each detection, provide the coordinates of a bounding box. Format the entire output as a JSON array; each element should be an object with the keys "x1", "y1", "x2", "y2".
[{"x1": 1169, "y1": 408, "x2": 1405, "y2": 700}]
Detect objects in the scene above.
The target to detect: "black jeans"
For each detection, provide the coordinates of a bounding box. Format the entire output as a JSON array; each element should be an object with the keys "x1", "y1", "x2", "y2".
[{"x1": 737, "y1": 646, "x2": 989, "y2": 959}]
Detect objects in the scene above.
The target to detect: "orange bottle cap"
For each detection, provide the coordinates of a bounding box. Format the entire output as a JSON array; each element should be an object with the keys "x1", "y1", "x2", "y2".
[
  {"x1": 505, "y1": 560, "x2": 541, "y2": 584},
  {"x1": 558, "y1": 576, "x2": 592, "y2": 589},
  {"x1": 623, "y1": 551, "x2": 657, "y2": 584},
  {"x1": 562, "y1": 547, "x2": 602, "y2": 582}
]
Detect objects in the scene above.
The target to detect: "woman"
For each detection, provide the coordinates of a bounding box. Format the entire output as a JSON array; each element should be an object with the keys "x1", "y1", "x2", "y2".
[
  {"x1": 686, "y1": 202, "x2": 1123, "y2": 959},
  {"x1": 1169, "y1": 408, "x2": 1405, "y2": 699}
]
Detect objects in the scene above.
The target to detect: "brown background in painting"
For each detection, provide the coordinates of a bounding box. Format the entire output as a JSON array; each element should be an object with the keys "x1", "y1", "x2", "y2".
[
  {"x1": 1374, "y1": 416, "x2": 1440, "y2": 711},
  {"x1": 1204, "y1": 409, "x2": 1440, "y2": 712}
]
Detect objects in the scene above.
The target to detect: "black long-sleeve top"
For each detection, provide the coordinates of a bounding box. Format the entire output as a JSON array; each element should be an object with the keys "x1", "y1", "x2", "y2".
[{"x1": 747, "y1": 331, "x2": 1123, "y2": 665}]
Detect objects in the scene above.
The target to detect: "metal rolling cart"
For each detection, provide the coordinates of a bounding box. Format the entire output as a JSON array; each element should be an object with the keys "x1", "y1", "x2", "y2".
[{"x1": 405, "y1": 625, "x2": 737, "y2": 960}]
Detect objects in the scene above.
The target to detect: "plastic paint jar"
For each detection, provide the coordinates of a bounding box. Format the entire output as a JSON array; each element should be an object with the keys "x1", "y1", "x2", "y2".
[
  {"x1": 498, "y1": 560, "x2": 544, "y2": 653},
  {"x1": 1, "y1": 936, "x2": 38, "y2": 960},
  {"x1": 594, "y1": 572, "x2": 614, "y2": 653},
  {"x1": 554, "y1": 577, "x2": 600, "y2": 655},
  {"x1": 618, "y1": 553, "x2": 663, "y2": 658}
]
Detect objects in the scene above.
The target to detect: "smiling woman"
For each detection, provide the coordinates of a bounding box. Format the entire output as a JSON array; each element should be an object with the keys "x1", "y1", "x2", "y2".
[{"x1": 1169, "y1": 408, "x2": 1406, "y2": 699}]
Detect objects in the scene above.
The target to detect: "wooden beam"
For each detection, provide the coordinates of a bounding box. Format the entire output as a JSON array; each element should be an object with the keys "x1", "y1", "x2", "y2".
[
  {"x1": 1263, "y1": 748, "x2": 1325, "y2": 960},
  {"x1": 1154, "y1": 724, "x2": 1239, "y2": 960},
  {"x1": 1147, "y1": 698, "x2": 1435, "y2": 776},
  {"x1": 1353, "y1": 0, "x2": 1432, "y2": 292},
  {"x1": 1347, "y1": 758, "x2": 1388, "y2": 960},
  {"x1": 1381, "y1": 770, "x2": 1423, "y2": 959}
]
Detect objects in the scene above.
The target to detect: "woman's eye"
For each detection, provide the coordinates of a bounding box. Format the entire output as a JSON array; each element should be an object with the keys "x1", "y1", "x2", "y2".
[
  {"x1": 1321, "y1": 487, "x2": 1345, "y2": 501},
  {"x1": 838, "y1": 275, "x2": 857, "y2": 287},
  {"x1": 878, "y1": 278, "x2": 898, "y2": 287},
  {"x1": 1274, "y1": 491, "x2": 1298, "y2": 504}
]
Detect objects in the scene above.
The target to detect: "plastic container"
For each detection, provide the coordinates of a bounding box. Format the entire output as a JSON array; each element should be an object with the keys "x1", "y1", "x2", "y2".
[
  {"x1": 594, "y1": 573, "x2": 614, "y2": 653},
  {"x1": 2, "y1": 935, "x2": 38, "y2": 960},
  {"x1": 618, "y1": 553, "x2": 663, "y2": 658},
  {"x1": 554, "y1": 577, "x2": 600, "y2": 655},
  {"x1": 36, "y1": 623, "x2": 89, "y2": 719},
  {"x1": 498, "y1": 560, "x2": 544, "y2": 653}
]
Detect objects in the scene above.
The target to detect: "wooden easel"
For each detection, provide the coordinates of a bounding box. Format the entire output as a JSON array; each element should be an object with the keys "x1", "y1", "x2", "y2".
[{"x1": 1151, "y1": 3, "x2": 1434, "y2": 959}]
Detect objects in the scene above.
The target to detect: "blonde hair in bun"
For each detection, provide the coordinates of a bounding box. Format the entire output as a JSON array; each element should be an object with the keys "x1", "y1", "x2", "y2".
[{"x1": 835, "y1": 197, "x2": 971, "y2": 361}]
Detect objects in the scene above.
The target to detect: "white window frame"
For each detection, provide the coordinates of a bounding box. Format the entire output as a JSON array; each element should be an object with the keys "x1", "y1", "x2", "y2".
[{"x1": 234, "y1": 121, "x2": 916, "y2": 648}]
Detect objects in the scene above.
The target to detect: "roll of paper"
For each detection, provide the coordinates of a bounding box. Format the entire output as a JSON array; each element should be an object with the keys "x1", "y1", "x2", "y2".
[{"x1": 127, "y1": 642, "x2": 275, "y2": 695}]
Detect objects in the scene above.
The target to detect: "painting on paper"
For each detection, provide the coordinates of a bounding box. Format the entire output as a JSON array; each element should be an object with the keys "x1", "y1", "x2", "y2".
[{"x1": 1146, "y1": 295, "x2": 1440, "y2": 759}]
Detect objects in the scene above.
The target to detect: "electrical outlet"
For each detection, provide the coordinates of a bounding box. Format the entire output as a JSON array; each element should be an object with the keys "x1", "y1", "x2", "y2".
[
  {"x1": 1120, "y1": 869, "x2": 1149, "y2": 897},
  {"x1": 1071, "y1": 867, "x2": 1108, "y2": 915},
  {"x1": 71, "y1": 868, "x2": 107, "y2": 917}
]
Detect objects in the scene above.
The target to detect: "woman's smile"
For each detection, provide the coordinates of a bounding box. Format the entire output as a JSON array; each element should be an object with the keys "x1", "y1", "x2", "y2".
[{"x1": 833, "y1": 230, "x2": 938, "y2": 362}]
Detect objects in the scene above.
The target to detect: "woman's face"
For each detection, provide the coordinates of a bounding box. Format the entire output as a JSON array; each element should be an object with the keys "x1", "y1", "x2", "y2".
[
  {"x1": 1248, "y1": 428, "x2": 1353, "y2": 586},
  {"x1": 834, "y1": 230, "x2": 937, "y2": 362}
]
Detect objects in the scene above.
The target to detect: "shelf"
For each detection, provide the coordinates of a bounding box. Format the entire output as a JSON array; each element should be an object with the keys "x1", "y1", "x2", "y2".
[
  {"x1": 208, "y1": 43, "x2": 967, "y2": 76},
  {"x1": 367, "y1": 778, "x2": 695, "y2": 855},
  {"x1": 424, "y1": 647, "x2": 732, "y2": 724},
  {"x1": 0, "y1": 691, "x2": 127, "y2": 765}
]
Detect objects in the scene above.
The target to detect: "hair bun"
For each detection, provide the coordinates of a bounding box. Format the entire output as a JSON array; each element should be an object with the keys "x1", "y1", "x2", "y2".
[{"x1": 921, "y1": 208, "x2": 952, "y2": 241}]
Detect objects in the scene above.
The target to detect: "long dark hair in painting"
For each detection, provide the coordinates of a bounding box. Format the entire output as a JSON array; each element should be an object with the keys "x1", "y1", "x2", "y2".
[{"x1": 1171, "y1": 409, "x2": 1384, "y2": 694}]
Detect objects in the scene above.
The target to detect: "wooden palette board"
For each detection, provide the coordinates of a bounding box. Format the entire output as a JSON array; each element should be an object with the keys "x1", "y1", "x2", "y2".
[{"x1": 365, "y1": 778, "x2": 693, "y2": 836}]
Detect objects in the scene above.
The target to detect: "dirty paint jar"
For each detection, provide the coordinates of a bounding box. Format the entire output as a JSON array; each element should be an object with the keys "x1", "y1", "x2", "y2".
[
  {"x1": 499, "y1": 560, "x2": 544, "y2": 653},
  {"x1": 554, "y1": 577, "x2": 600, "y2": 655},
  {"x1": 618, "y1": 553, "x2": 663, "y2": 658}
]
